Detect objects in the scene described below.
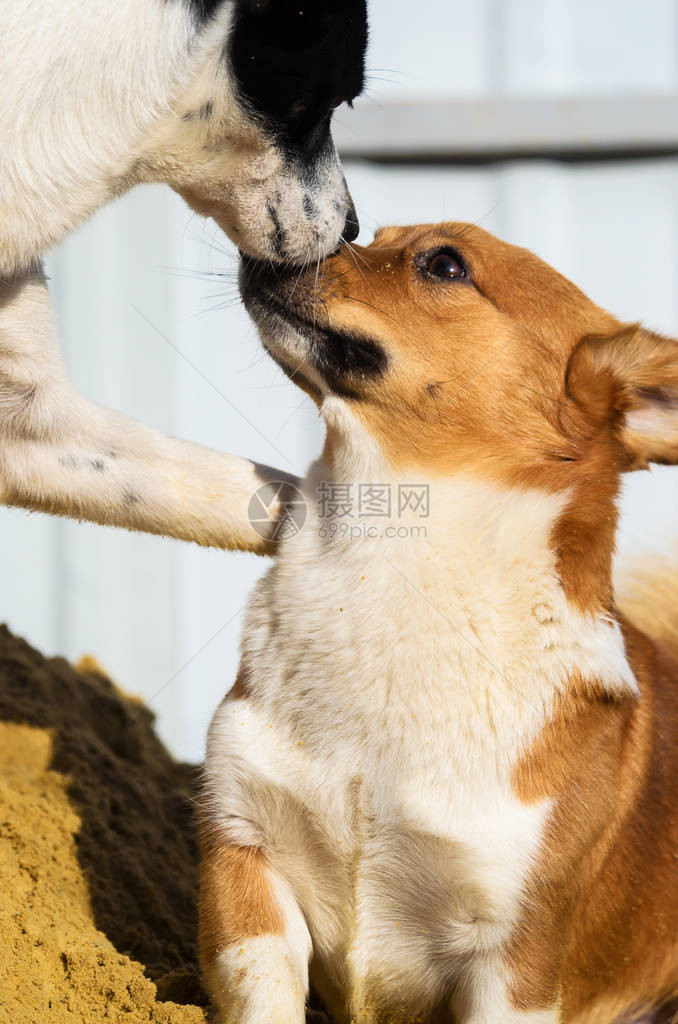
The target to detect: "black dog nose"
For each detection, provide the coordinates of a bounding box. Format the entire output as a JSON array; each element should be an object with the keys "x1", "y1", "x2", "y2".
[{"x1": 341, "y1": 195, "x2": 360, "y2": 243}]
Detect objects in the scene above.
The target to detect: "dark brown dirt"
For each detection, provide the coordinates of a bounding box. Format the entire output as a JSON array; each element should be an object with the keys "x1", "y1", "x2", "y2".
[
  {"x1": 0, "y1": 625, "x2": 334, "y2": 1024},
  {"x1": 0, "y1": 624, "x2": 208, "y2": 1024}
]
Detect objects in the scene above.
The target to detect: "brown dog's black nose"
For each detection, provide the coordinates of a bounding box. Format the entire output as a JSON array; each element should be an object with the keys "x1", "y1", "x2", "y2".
[{"x1": 341, "y1": 195, "x2": 360, "y2": 243}]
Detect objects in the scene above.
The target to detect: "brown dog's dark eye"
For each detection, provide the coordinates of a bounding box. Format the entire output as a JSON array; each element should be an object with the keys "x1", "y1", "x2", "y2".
[
  {"x1": 415, "y1": 247, "x2": 469, "y2": 282},
  {"x1": 427, "y1": 250, "x2": 466, "y2": 279}
]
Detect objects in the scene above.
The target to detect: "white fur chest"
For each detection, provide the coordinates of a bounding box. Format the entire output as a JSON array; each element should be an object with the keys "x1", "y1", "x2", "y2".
[{"x1": 205, "y1": 428, "x2": 635, "y2": 1019}]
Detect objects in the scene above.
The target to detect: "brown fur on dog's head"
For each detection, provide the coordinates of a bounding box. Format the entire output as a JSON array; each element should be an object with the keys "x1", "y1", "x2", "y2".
[{"x1": 241, "y1": 222, "x2": 678, "y2": 611}]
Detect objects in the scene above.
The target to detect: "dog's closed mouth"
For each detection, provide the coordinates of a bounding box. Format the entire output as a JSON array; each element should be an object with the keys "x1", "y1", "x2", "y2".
[
  {"x1": 254, "y1": 289, "x2": 331, "y2": 346},
  {"x1": 243, "y1": 281, "x2": 388, "y2": 398}
]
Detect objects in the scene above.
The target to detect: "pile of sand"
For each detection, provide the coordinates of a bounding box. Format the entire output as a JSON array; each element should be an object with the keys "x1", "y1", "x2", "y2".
[{"x1": 0, "y1": 624, "x2": 208, "y2": 1024}]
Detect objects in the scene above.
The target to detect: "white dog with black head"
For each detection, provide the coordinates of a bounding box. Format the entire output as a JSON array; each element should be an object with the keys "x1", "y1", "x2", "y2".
[{"x1": 0, "y1": 0, "x2": 367, "y2": 551}]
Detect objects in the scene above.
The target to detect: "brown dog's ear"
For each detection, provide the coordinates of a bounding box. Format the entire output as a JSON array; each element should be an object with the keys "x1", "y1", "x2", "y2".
[{"x1": 565, "y1": 325, "x2": 678, "y2": 470}]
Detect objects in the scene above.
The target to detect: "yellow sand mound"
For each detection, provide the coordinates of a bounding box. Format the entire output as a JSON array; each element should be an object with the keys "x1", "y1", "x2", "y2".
[{"x1": 0, "y1": 625, "x2": 207, "y2": 1024}]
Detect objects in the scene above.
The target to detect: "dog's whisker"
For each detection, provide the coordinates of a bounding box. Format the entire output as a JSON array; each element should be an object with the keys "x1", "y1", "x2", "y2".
[
  {"x1": 345, "y1": 241, "x2": 371, "y2": 272},
  {"x1": 285, "y1": 352, "x2": 313, "y2": 385},
  {"x1": 312, "y1": 243, "x2": 323, "y2": 328},
  {"x1": 343, "y1": 242, "x2": 374, "y2": 292},
  {"x1": 289, "y1": 251, "x2": 312, "y2": 299},
  {"x1": 236, "y1": 349, "x2": 274, "y2": 373},
  {"x1": 342, "y1": 244, "x2": 366, "y2": 286},
  {"x1": 239, "y1": 380, "x2": 302, "y2": 390},
  {"x1": 326, "y1": 269, "x2": 352, "y2": 284},
  {"x1": 343, "y1": 294, "x2": 398, "y2": 324},
  {"x1": 276, "y1": 394, "x2": 311, "y2": 433}
]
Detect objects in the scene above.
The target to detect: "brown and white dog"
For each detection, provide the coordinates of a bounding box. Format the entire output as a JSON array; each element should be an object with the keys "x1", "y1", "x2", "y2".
[{"x1": 201, "y1": 222, "x2": 678, "y2": 1023}]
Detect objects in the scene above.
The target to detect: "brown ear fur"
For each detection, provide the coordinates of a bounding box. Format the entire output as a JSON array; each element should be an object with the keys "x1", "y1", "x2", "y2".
[{"x1": 565, "y1": 325, "x2": 678, "y2": 470}]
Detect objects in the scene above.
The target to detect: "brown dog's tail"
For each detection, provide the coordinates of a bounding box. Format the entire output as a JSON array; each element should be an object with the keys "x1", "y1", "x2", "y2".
[{"x1": 617, "y1": 553, "x2": 678, "y2": 660}]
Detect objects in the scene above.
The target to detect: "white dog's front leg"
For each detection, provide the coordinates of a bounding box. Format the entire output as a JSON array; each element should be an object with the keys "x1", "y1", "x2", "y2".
[
  {"x1": 200, "y1": 834, "x2": 311, "y2": 1024},
  {"x1": 0, "y1": 270, "x2": 297, "y2": 552}
]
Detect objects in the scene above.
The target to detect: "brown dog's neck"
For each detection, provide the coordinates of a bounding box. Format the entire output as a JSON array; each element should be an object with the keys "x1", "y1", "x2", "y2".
[{"x1": 319, "y1": 398, "x2": 621, "y2": 623}]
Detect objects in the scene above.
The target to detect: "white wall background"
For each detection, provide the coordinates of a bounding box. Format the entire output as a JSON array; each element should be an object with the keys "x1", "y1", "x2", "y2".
[{"x1": 1, "y1": 0, "x2": 677, "y2": 761}]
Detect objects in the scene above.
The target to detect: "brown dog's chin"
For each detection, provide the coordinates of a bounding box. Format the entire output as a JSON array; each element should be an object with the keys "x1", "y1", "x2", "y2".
[{"x1": 240, "y1": 258, "x2": 387, "y2": 401}]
